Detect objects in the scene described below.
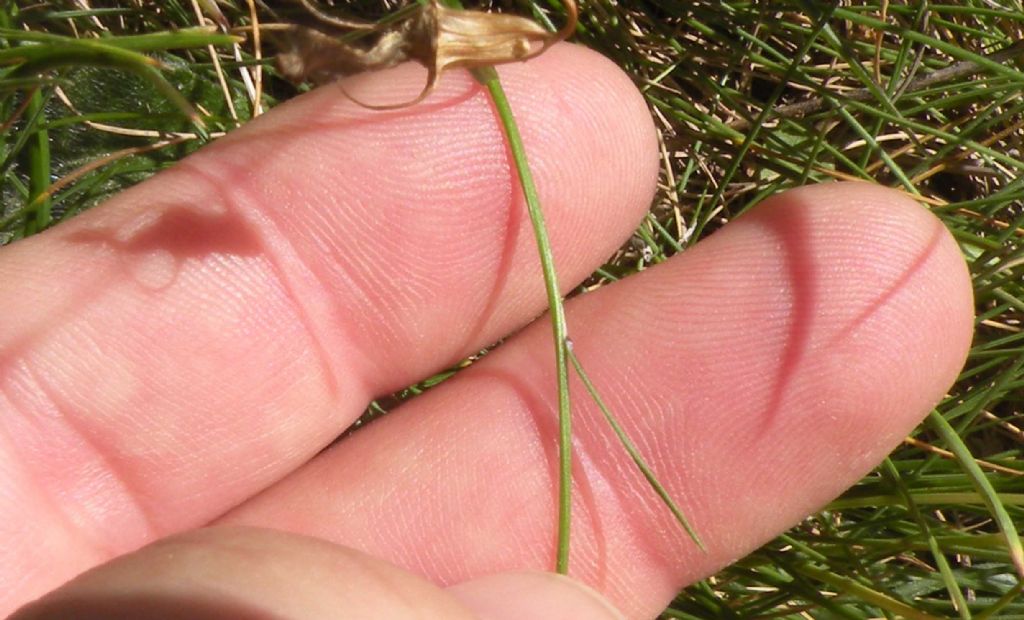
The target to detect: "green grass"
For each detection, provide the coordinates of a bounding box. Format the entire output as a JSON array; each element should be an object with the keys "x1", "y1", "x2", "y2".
[{"x1": 3, "y1": 1, "x2": 1023, "y2": 618}]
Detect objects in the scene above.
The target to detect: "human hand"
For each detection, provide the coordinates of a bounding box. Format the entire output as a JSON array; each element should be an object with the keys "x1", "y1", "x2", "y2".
[{"x1": 3, "y1": 44, "x2": 973, "y2": 619}]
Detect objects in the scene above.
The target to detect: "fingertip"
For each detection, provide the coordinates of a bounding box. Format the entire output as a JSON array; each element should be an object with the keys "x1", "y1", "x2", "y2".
[
  {"x1": 708, "y1": 180, "x2": 974, "y2": 496},
  {"x1": 194, "y1": 41, "x2": 662, "y2": 379},
  {"x1": 521, "y1": 42, "x2": 661, "y2": 226},
  {"x1": 448, "y1": 571, "x2": 625, "y2": 620},
  {"x1": 751, "y1": 180, "x2": 973, "y2": 408}
]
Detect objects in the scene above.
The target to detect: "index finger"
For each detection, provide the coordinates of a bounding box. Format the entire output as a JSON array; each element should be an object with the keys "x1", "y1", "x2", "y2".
[{"x1": 0, "y1": 43, "x2": 657, "y2": 613}]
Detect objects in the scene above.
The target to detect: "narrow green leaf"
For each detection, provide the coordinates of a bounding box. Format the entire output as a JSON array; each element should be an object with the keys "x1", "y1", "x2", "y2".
[
  {"x1": 567, "y1": 346, "x2": 704, "y2": 550},
  {"x1": 793, "y1": 562, "x2": 945, "y2": 620},
  {"x1": 928, "y1": 410, "x2": 1024, "y2": 579}
]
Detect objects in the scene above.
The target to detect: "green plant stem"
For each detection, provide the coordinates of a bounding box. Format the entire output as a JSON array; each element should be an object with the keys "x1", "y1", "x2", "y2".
[
  {"x1": 567, "y1": 347, "x2": 704, "y2": 550},
  {"x1": 928, "y1": 410, "x2": 1024, "y2": 579},
  {"x1": 471, "y1": 65, "x2": 573, "y2": 574},
  {"x1": 22, "y1": 88, "x2": 50, "y2": 235},
  {"x1": 827, "y1": 492, "x2": 1024, "y2": 510},
  {"x1": 793, "y1": 562, "x2": 945, "y2": 620},
  {"x1": 706, "y1": 3, "x2": 834, "y2": 215},
  {"x1": 1, "y1": 30, "x2": 205, "y2": 126},
  {"x1": 880, "y1": 458, "x2": 970, "y2": 619},
  {"x1": 974, "y1": 580, "x2": 1024, "y2": 620},
  {"x1": 469, "y1": 65, "x2": 704, "y2": 572}
]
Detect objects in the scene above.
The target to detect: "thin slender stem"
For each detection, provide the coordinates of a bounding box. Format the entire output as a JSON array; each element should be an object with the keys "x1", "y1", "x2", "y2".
[
  {"x1": 23, "y1": 88, "x2": 51, "y2": 235},
  {"x1": 928, "y1": 410, "x2": 1024, "y2": 578},
  {"x1": 471, "y1": 65, "x2": 573, "y2": 574},
  {"x1": 445, "y1": 0, "x2": 693, "y2": 575},
  {"x1": 567, "y1": 347, "x2": 705, "y2": 551},
  {"x1": 879, "y1": 458, "x2": 971, "y2": 619}
]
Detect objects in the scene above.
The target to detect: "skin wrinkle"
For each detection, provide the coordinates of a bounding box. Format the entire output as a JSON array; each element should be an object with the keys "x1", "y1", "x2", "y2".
[
  {"x1": 2, "y1": 360, "x2": 154, "y2": 564},
  {"x1": 205, "y1": 49, "x2": 647, "y2": 395},
  {"x1": 112, "y1": 243, "x2": 319, "y2": 432},
  {"x1": 325, "y1": 196, "x2": 435, "y2": 312},
  {"x1": 19, "y1": 168, "x2": 349, "y2": 533},
  {"x1": 455, "y1": 98, "x2": 523, "y2": 354},
  {"x1": 466, "y1": 363, "x2": 618, "y2": 585},
  {"x1": 184, "y1": 76, "x2": 491, "y2": 368},
  {"x1": 625, "y1": 387, "x2": 704, "y2": 534},
  {"x1": 36, "y1": 322, "x2": 203, "y2": 514},
  {"x1": 566, "y1": 431, "x2": 629, "y2": 590},
  {"x1": 527, "y1": 272, "x2": 730, "y2": 580},
  {"x1": 754, "y1": 202, "x2": 816, "y2": 431},
  {"x1": 828, "y1": 221, "x2": 945, "y2": 347},
  {"x1": 313, "y1": 366, "x2": 564, "y2": 584},
  {"x1": 292, "y1": 282, "x2": 692, "y2": 602},
  {"x1": 557, "y1": 297, "x2": 735, "y2": 580},
  {"x1": 454, "y1": 406, "x2": 552, "y2": 573},
  {"x1": 330, "y1": 429, "x2": 432, "y2": 554},
  {"x1": 577, "y1": 358, "x2": 671, "y2": 549},
  {"x1": 560, "y1": 348, "x2": 702, "y2": 589},
  {"x1": 248, "y1": 92, "x2": 515, "y2": 385},
  {"x1": 593, "y1": 189, "x2": 958, "y2": 602},
  {"x1": 0, "y1": 66, "x2": 485, "y2": 381},
  {"x1": 0, "y1": 386, "x2": 103, "y2": 590},
  {"x1": 606, "y1": 220, "x2": 950, "y2": 594},
  {"x1": 295, "y1": 190, "x2": 409, "y2": 371},
  {"x1": 409, "y1": 412, "x2": 501, "y2": 578},
  {"x1": 169, "y1": 160, "x2": 350, "y2": 400},
  {"x1": 612, "y1": 387, "x2": 696, "y2": 546}
]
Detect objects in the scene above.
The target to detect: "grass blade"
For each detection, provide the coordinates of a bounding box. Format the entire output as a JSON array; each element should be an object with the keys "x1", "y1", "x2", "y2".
[
  {"x1": 567, "y1": 346, "x2": 704, "y2": 550},
  {"x1": 792, "y1": 561, "x2": 945, "y2": 620},
  {"x1": 928, "y1": 410, "x2": 1024, "y2": 579},
  {"x1": 22, "y1": 88, "x2": 50, "y2": 235},
  {"x1": 880, "y1": 458, "x2": 971, "y2": 619}
]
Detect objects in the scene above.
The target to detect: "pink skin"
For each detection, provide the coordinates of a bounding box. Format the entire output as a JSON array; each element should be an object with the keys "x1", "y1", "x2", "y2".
[
  {"x1": 0, "y1": 43, "x2": 972, "y2": 618},
  {"x1": 10, "y1": 527, "x2": 626, "y2": 620}
]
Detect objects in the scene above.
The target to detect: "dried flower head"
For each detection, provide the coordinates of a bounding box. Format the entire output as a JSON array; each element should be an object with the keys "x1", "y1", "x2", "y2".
[{"x1": 267, "y1": 0, "x2": 577, "y2": 109}]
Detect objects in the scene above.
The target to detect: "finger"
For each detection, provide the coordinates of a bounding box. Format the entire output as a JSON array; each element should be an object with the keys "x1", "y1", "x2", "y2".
[
  {"x1": 11, "y1": 526, "x2": 621, "y2": 620},
  {"x1": 224, "y1": 182, "x2": 974, "y2": 618},
  {"x1": 448, "y1": 572, "x2": 625, "y2": 620},
  {"x1": 11, "y1": 526, "x2": 472, "y2": 620},
  {"x1": 0, "y1": 44, "x2": 657, "y2": 611}
]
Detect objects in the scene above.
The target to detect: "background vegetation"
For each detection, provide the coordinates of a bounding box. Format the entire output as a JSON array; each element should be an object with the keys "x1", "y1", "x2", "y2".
[{"x1": 2, "y1": 1, "x2": 1022, "y2": 618}]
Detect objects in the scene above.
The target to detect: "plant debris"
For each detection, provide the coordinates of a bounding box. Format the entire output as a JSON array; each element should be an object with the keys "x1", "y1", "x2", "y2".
[{"x1": 261, "y1": 0, "x2": 577, "y2": 109}]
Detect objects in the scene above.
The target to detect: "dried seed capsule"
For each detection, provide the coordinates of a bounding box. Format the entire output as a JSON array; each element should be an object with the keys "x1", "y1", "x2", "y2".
[{"x1": 269, "y1": 0, "x2": 577, "y2": 109}]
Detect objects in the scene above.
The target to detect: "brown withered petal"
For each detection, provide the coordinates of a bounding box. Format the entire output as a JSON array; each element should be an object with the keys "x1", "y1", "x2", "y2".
[
  {"x1": 271, "y1": 0, "x2": 577, "y2": 110},
  {"x1": 431, "y1": 4, "x2": 551, "y2": 70},
  {"x1": 270, "y1": 24, "x2": 410, "y2": 86}
]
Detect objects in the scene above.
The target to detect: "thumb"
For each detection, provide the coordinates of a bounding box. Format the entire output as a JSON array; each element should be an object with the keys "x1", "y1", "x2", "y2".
[
  {"x1": 10, "y1": 526, "x2": 622, "y2": 620},
  {"x1": 448, "y1": 572, "x2": 625, "y2": 620}
]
